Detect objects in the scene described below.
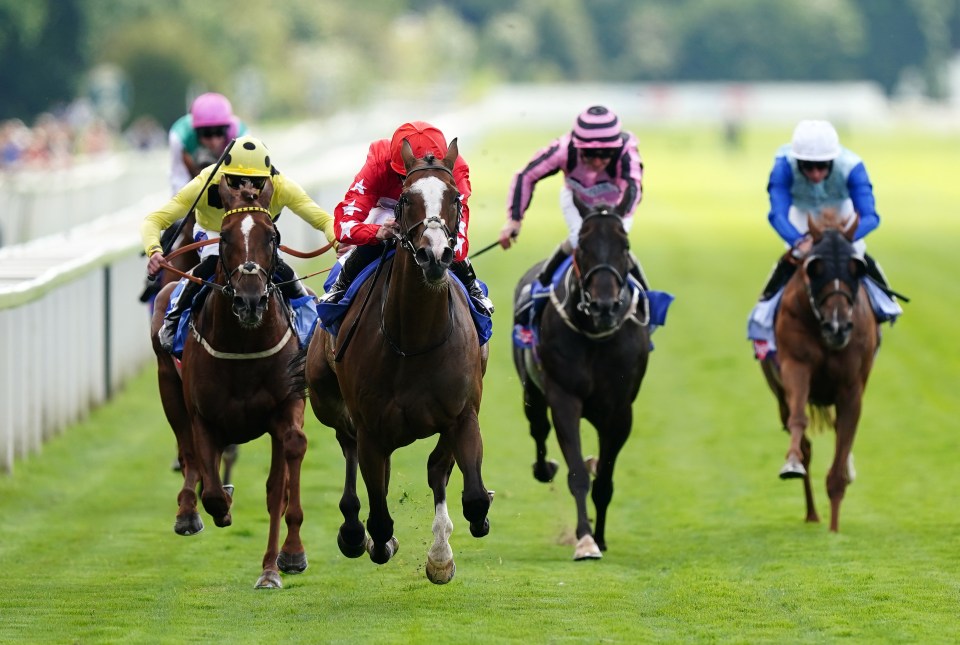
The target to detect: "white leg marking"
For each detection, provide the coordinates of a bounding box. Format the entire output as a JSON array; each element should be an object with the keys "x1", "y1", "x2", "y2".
[{"x1": 428, "y1": 500, "x2": 454, "y2": 565}]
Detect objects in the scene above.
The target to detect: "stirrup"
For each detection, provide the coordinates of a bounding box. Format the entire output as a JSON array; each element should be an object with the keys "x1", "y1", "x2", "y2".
[
  {"x1": 469, "y1": 287, "x2": 495, "y2": 315},
  {"x1": 318, "y1": 287, "x2": 345, "y2": 304}
]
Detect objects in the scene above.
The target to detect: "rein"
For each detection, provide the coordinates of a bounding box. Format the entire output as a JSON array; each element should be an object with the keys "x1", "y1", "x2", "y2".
[{"x1": 549, "y1": 267, "x2": 644, "y2": 340}]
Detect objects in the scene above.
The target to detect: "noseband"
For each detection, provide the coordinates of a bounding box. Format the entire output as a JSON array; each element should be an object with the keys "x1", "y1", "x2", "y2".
[
  {"x1": 802, "y1": 231, "x2": 863, "y2": 325},
  {"x1": 572, "y1": 210, "x2": 631, "y2": 317},
  {"x1": 217, "y1": 206, "x2": 279, "y2": 301},
  {"x1": 393, "y1": 164, "x2": 461, "y2": 257}
]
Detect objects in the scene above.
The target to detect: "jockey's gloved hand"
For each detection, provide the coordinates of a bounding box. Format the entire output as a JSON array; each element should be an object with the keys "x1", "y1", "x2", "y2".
[
  {"x1": 376, "y1": 219, "x2": 401, "y2": 241},
  {"x1": 790, "y1": 234, "x2": 812, "y2": 259}
]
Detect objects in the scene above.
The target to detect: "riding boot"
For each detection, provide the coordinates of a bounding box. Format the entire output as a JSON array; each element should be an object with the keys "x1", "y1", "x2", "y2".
[
  {"x1": 452, "y1": 258, "x2": 495, "y2": 315},
  {"x1": 628, "y1": 252, "x2": 650, "y2": 291},
  {"x1": 158, "y1": 255, "x2": 217, "y2": 353},
  {"x1": 318, "y1": 244, "x2": 381, "y2": 304},
  {"x1": 275, "y1": 258, "x2": 310, "y2": 301},
  {"x1": 537, "y1": 244, "x2": 570, "y2": 287},
  {"x1": 863, "y1": 253, "x2": 891, "y2": 291},
  {"x1": 759, "y1": 254, "x2": 797, "y2": 301}
]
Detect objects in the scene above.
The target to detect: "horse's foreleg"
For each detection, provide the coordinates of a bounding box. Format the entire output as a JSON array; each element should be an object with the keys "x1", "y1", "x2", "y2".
[
  {"x1": 255, "y1": 434, "x2": 289, "y2": 589},
  {"x1": 157, "y1": 361, "x2": 203, "y2": 536},
  {"x1": 335, "y1": 429, "x2": 367, "y2": 558},
  {"x1": 827, "y1": 391, "x2": 863, "y2": 532},
  {"x1": 524, "y1": 382, "x2": 557, "y2": 483},
  {"x1": 425, "y1": 436, "x2": 457, "y2": 584},
  {"x1": 800, "y1": 434, "x2": 819, "y2": 523},
  {"x1": 450, "y1": 410, "x2": 491, "y2": 539},
  {"x1": 358, "y1": 436, "x2": 398, "y2": 565},
  {"x1": 591, "y1": 410, "x2": 632, "y2": 553},
  {"x1": 547, "y1": 393, "x2": 598, "y2": 560},
  {"x1": 276, "y1": 404, "x2": 308, "y2": 577},
  {"x1": 192, "y1": 417, "x2": 230, "y2": 527},
  {"x1": 778, "y1": 361, "x2": 811, "y2": 479}
]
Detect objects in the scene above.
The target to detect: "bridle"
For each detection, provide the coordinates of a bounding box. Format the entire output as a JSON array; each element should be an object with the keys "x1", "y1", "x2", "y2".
[
  {"x1": 801, "y1": 231, "x2": 863, "y2": 326},
  {"x1": 393, "y1": 163, "x2": 461, "y2": 258},
  {"x1": 216, "y1": 206, "x2": 280, "y2": 303}
]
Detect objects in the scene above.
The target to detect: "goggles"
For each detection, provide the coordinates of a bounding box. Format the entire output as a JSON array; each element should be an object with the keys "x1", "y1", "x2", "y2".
[
  {"x1": 798, "y1": 160, "x2": 832, "y2": 172},
  {"x1": 224, "y1": 175, "x2": 267, "y2": 190},
  {"x1": 581, "y1": 148, "x2": 617, "y2": 160},
  {"x1": 196, "y1": 125, "x2": 228, "y2": 138}
]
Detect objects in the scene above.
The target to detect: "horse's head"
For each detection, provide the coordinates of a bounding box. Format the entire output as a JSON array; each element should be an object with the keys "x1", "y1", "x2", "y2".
[
  {"x1": 217, "y1": 179, "x2": 279, "y2": 328},
  {"x1": 571, "y1": 193, "x2": 632, "y2": 332},
  {"x1": 396, "y1": 138, "x2": 461, "y2": 283},
  {"x1": 803, "y1": 210, "x2": 867, "y2": 349}
]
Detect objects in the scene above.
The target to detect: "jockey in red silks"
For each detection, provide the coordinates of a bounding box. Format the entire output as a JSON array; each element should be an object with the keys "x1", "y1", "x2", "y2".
[
  {"x1": 320, "y1": 121, "x2": 494, "y2": 316},
  {"x1": 498, "y1": 105, "x2": 649, "y2": 289}
]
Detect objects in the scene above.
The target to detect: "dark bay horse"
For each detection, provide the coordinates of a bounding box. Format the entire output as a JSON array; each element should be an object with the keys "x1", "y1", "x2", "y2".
[
  {"x1": 760, "y1": 210, "x2": 878, "y2": 532},
  {"x1": 150, "y1": 177, "x2": 308, "y2": 588},
  {"x1": 512, "y1": 196, "x2": 650, "y2": 560},
  {"x1": 305, "y1": 138, "x2": 492, "y2": 584}
]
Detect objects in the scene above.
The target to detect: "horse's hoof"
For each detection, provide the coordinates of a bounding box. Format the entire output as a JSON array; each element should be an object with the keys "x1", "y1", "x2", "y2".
[
  {"x1": 337, "y1": 531, "x2": 369, "y2": 559},
  {"x1": 367, "y1": 536, "x2": 399, "y2": 565},
  {"x1": 174, "y1": 513, "x2": 204, "y2": 536},
  {"x1": 533, "y1": 459, "x2": 559, "y2": 483},
  {"x1": 779, "y1": 458, "x2": 807, "y2": 479},
  {"x1": 223, "y1": 484, "x2": 235, "y2": 498},
  {"x1": 573, "y1": 534, "x2": 603, "y2": 561},
  {"x1": 213, "y1": 513, "x2": 232, "y2": 528},
  {"x1": 254, "y1": 570, "x2": 283, "y2": 589},
  {"x1": 277, "y1": 550, "x2": 308, "y2": 574},
  {"x1": 426, "y1": 557, "x2": 456, "y2": 585},
  {"x1": 469, "y1": 517, "x2": 490, "y2": 538}
]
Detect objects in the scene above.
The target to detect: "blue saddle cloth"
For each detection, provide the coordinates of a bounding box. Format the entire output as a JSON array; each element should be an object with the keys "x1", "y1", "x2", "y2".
[
  {"x1": 315, "y1": 251, "x2": 493, "y2": 346},
  {"x1": 513, "y1": 257, "x2": 675, "y2": 349},
  {"x1": 746, "y1": 277, "x2": 903, "y2": 359},
  {"x1": 166, "y1": 280, "x2": 320, "y2": 358}
]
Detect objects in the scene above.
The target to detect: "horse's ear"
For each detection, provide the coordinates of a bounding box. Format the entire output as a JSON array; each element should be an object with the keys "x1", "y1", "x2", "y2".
[
  {"x1": 401, "y1": 138, "x2": 417, "y2": 173},
  {"x1": 443, "y1": 138, "x2": 458, "y2": 171},
  {"x1": 807, "y1": 212, "x2": 824, "y2": 242},
  {"x1": 572, "y1": 191, "x2": 589, "y2": 217},
  {"x1": 841, "y1": 213, "x2": 859, "y2": 242}
]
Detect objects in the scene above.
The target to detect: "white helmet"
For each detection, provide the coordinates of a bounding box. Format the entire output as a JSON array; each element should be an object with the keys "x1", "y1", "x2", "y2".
[{"x1": 790, "y1": 120, "x2": 840, "y2": 161}]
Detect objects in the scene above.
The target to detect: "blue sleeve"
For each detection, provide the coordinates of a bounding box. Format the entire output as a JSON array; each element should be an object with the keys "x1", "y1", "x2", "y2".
[
  {"x1": 766, "y1": 156, "x2": 803, "y2": 245},
  {"x1": 847, "y1": 162, "x2": 879, "y2": 240}
]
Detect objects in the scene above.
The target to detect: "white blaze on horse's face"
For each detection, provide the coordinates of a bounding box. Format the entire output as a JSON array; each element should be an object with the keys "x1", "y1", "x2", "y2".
[
  {"x1": 410, "y1": 176, "x2": 450, "y2": 259},
  {"x1": 241, "y1": 214, "x2": 255, "y2": 258}
]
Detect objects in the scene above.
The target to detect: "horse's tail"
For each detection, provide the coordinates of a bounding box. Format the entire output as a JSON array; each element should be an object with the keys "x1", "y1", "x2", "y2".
[
  {"x1": 288, "y1": 345, "x2": 308, "y2": 400},
  {"x1": 806, "y1": 404, "x2": 834, "y2": 434}
]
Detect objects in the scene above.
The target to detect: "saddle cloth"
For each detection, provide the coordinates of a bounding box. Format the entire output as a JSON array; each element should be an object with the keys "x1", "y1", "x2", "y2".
[{"x1": 315, "y1": 250, "x2": 493, "y2": 346}]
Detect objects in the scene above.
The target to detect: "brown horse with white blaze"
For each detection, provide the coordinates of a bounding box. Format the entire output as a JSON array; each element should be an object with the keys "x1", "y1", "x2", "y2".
[
  {"x1": 305, "y1": 138, "x2": 492, "y2": 584},
  {"x1": 760, "y1": 209, "x2": 878, "y2": 532},
  {"x1": 150, "y1": 176, "x2": 308, "y2": 588}
]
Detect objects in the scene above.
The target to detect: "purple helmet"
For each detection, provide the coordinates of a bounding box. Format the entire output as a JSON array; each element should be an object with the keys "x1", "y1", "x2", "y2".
[
  {"x1": 190, "y1": 93, "x2": 234, "y2": 128},
  {"x1": 572, "y1": 105, "x2": 622, "y2": 148}
]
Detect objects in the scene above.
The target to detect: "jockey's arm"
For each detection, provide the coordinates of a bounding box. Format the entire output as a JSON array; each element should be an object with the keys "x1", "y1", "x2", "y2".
[
  {"x1": 767, "y1": 157, "x2": 804, "y2": 245},
  {"x1": 847, "y1": 162, "x2": 879, "y2": 241}
]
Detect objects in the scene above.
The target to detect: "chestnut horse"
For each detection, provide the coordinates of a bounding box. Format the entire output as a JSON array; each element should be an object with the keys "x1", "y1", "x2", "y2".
[
  {"x1": 512, "y1": 196, "x2": 650, "y2": 560},
  {"x1": 760, "y1": 210, "x2": 878, "y2": 532},
  {"x1": 150, "y1": 178, "x2": 308, "y2": 588},
  {"x1": 305, "y1": 139, "x2": 492, "y2": 584}
]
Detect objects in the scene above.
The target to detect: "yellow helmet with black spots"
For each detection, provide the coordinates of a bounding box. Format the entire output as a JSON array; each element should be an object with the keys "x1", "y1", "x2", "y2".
[{"x1": 222, "y1": 135, "x2": 272, "y2": 177}]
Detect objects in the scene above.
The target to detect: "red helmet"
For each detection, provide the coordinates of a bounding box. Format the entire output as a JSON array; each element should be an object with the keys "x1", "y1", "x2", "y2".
[
  {"x1": 190, "y1": 92, "x2": 234, "y2": 128},
  {"x1": 389, "y1": 121, "x2": 448, "y2": 175}
]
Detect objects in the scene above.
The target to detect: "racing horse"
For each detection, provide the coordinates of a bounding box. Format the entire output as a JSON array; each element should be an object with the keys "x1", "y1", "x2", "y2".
[
  {"x1": 305, "y1": 138, "x2": 492, "y2": 584},
  {"x1": 150, "y1": 176, "x2": 308, "y2": 588},
  {"x1": 759, "y1": 209, "x2": 878, "y2": 532},
  {"x1": 512, "y1": 195, "x2": 650, "y2": 560}
]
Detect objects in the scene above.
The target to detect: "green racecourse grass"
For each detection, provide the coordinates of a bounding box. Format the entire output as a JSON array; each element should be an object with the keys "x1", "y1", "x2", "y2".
[{"x1": 1, "y1": 123, "x2": 959, "y2": 644}]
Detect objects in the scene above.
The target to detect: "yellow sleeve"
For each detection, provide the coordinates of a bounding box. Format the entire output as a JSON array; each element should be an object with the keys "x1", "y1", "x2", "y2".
[
  {"x1": 273, "y1": 175, "x2": 337, "y2": 246},
  {"x1": 141, "y1": 171, "x2": 210, "y2": 255}
]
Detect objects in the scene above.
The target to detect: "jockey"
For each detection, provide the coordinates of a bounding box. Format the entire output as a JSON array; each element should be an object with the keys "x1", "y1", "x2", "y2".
[
  {"x1": 498, "y1": 105, "x2": 648, "y2": 288},
  {"x1": 168, "y1": 92, "x2": 248, "y2": 196},
  {"x1": 143, "y1": 135, "x2": 336, "y2": 353},
  {"x1": 319, "y1": 121, "x2": 495, "y2": 316},
  {"x1": 758, "y1": 119, "x2": 891, "y2": 300}
]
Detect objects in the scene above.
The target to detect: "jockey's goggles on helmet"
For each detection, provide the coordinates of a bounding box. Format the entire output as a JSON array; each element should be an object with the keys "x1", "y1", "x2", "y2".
[
  {"x1": 798, "y1": 160, "x2": 832, "y2": 173},
  {"x1": 197, "y1": 125, "x2": 229, "y2": 139},
  {"x1": 224, "y1": 174, "x2": 267, "y2": 190},
  {"x1": 581, "y1": 148, "x2": 617, "y2": 160}
]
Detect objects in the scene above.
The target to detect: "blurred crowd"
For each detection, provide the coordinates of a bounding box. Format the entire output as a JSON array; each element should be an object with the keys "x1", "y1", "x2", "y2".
[{"x1": 1, "y1": 98, "x2": 166, "y2": 171}]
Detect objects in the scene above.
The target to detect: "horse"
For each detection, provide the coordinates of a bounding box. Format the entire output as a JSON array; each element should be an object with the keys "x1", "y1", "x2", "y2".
[
  {"x1": 150, "y1": 176, "x2": 308, "y2": 588},
  {"x1": 512, "y1": 195, "x2": 650, "y2": 560},
  {"x1": 305, "y1": 138, "x2": 492, "y2": 584},
  {"x1": 759, "y1": 209, "x2": 878, "y2": 532}
]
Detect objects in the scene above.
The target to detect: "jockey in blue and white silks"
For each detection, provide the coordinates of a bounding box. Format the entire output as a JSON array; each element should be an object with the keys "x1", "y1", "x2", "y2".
[{"x1": 748, "y1": 120, "x2": 901, "y2": 359}]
